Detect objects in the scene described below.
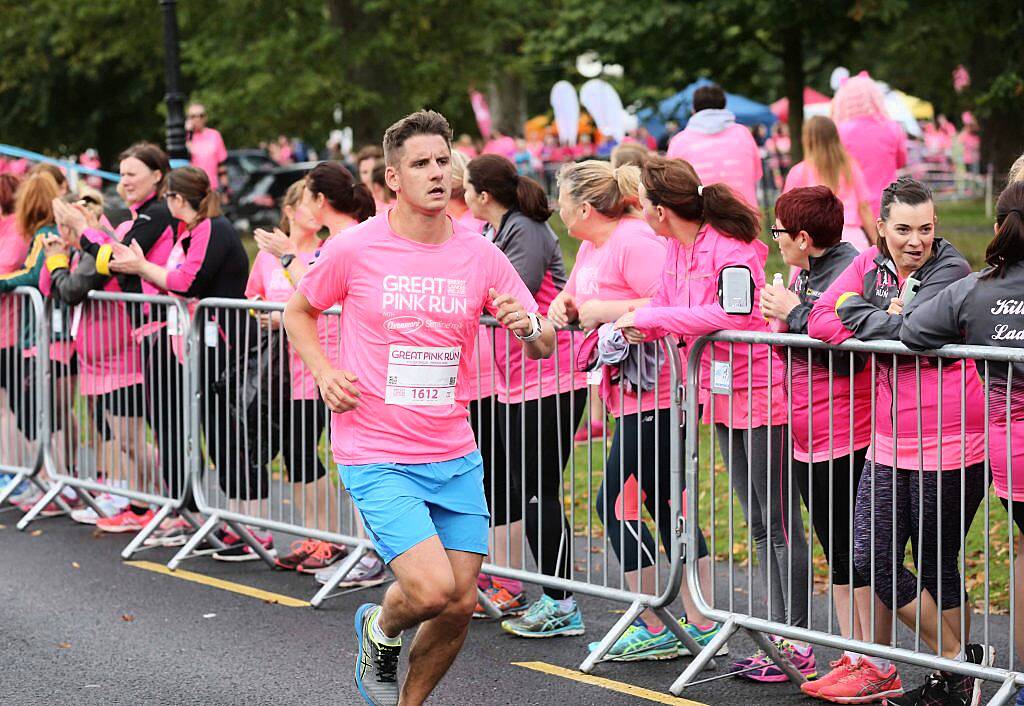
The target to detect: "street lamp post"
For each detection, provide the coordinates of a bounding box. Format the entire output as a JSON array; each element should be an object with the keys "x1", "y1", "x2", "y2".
[{"x1": 160, "y1": 0, "x2": 188, "y2": 165}]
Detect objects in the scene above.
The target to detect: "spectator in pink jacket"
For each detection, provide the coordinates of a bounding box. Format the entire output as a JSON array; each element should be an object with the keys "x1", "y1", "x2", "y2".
[
  {"x1": 807, "y1": 177, "x2": 989, "y2": 704},
  {"x1": 616, "y1": 156, "x2": 814, "y2": 682},
  {"x1": 831, "y1": 74, "x2": 907, "y2": 219},
  {"x1": 667, "y1": 83, "x2": 763, "y2": 209},
  {"x1": 186, "y1": 103, "x2": 228, "y2": 188}
]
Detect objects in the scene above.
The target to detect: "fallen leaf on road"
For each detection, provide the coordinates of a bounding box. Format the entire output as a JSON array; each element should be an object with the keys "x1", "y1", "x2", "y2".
[
  {"x1": 0, "y1": 523, "x2": 7, "y2": 530},
  {"x1": 263, "y1": 598, "x2": 278, "y2": 605},
  {"x1": 121, "y1": 614, "x2": 135, "y2": 622},
  {"x1": 30, "y1": 529, "x2": 42, "y2": 536},
  {"x1": 57, "y1": 642, "x2": 71, "y2": 649},
  {"x1": 71, "y1": 562, "x2": 80, "y2": 569}
]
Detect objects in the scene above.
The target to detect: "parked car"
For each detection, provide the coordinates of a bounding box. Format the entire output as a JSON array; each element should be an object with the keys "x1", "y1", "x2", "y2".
[
  {"x1": 221, "y1": 149, "x2": 276, "y2": 197},
  {"x1": 230, "y1": 161, "x2": 317, "y2": 233}
]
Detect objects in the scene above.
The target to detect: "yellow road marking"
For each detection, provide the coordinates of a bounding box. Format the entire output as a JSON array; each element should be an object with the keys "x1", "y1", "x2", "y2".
[
  {"x1": 126, "y1": 560, "x2": 310, "y2": 607},
  {"x1": 513, "y1": 661, "x2": 707, "y2": 706}
]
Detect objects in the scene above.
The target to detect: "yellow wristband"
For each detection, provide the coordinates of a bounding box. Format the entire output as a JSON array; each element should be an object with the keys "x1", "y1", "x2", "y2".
[
  {"x1": 835, "y1": 291, "x2": 859, "y2": 313},
  {"x1": 45, "y1": 254, "x2": 70, "y2": 272},
  {"x1": 95, "y1": 244, "x2": 113, "y2": 276}
]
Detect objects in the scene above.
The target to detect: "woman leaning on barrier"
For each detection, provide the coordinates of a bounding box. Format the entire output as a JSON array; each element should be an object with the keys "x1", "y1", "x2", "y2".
[
  {"x1": 615, "y1": 155, "x2": 815, "y2": 682},
  {"x1": 246, "y1": 168, "x2": 374, "y2": 575},
  {"x1": 108, "y1": 166, "x2": 257, "y2": 558},
  {"x1": 901, "y1": 181, "x2": 1024, "y2": 704},
  {"x1": 808, "y1": 177, "x2": 991, "y2": 705},
  {"x1": 45, "y1": 192, "x2": 158, "y2": 526},
  {"x1": 465, "y1": 154, "x2": 589, "y2": 638},
  {"x1": 760, "y1": 186, "x2": 891, "y2": 701},
  {"x1": 0, "y1": 171, "x2": 82, "y2": 514},
  {"x1": 549, "y1": 159, "x2": 718, "y2": 663}
]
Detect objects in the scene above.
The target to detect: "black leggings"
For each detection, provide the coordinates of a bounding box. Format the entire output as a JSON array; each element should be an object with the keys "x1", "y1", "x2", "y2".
[
  {"x1": 144, "y1": 334, "x2": 188, "y2": 500},
  {"x1": 250, "y1": 398, "x2": 328, "y2": 487},
  {"x1": 1001, "y1": 497, "x2": 1024, "y2": 536},
  {"x1": 793, "y1": 448, "x2": 870, "y2": 587},
  {"x1": 470, "y1": 395, "x2": 506, "y2": 512},
  {"x1": 597, "y1": 408, "x2": 708, "y2": 573},
  {"x1": 495, "y1": 392, "x2": 587, "y2": 600},
  {"x1": 853, "y1": 461, "x2": 986, "y2": 611}
]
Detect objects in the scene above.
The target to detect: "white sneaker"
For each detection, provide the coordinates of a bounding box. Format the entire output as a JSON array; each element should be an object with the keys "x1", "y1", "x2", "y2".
[
  {"x1": 315, "y1": 556, "x2": 387, "y2": 587},
  {"x1": 70, "y1": 493, "x2": 130, "y2": 525}
]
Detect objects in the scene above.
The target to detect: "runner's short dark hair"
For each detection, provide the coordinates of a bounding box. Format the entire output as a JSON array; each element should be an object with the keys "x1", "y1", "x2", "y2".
[{"x1": 383, "y1": 110, "x2": 453, "y2": 166}]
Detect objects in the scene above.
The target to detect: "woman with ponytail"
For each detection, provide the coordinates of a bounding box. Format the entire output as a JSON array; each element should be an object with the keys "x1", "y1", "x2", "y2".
[
  {"x1": 109, "y1": 166, "x2": 261, "y2": 557},
  {"x1": 465, "y1": 154, "x2": 588, "y2": 637},
  {"x1": 616, "y1": 156, "x2": 814, "y2": 680},
  {"x1": 550, "y1": 159, "x2": 718, "y2": 661},
  {"x1": 901, "y1": 181, "x2": 1024, "y2": 706}
]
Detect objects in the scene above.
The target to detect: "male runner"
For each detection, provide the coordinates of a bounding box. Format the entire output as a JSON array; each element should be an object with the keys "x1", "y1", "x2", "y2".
[{"x1": 284, "y1": 110, "x2": 555, "y2": 706}]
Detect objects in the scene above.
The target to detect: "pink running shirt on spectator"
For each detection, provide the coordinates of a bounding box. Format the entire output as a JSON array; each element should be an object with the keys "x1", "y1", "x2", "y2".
[
  {"x1": 246, "y1": 249, "x2": 341, "y2": 400},
  {"x1": 563, "y1": 217, "x2": 670, "y2": 417},
  {"x1": 784, "y1": 160, "x2": 872, "y2": 229},
  {"x1": 0, "y1": 215, "x2": 29, "y2": 350},
  {"x1": 298, "y1": 212, "x2": 539, "y2": 465},
  {"x1": 189, "y1": 127, "x2": 228, "y2": 187}
]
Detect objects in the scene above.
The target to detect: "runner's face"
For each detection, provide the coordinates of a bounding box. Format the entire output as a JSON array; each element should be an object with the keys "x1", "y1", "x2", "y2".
[{"x1": 390, "y1": 135, "x2": 451, "y2": 213}]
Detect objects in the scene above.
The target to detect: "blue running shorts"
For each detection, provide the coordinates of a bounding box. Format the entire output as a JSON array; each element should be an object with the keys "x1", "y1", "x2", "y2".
[{"x1": 337, "y1": 450, "x2": 489, "y2": 564}]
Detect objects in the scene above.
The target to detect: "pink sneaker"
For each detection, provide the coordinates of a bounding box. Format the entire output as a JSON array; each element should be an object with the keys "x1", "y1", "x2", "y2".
[
  {"x1": 818, "y1": 659, "x2": 902, "y2": 703},
  {"x1": 96, "y1": 508, "x2": 156, "y2": 533},
  {"x1": 573, "y1": 421, "x2": 606, "y2": 444},
  {"x1": 734, "y1": 638, "x2": 816, "y2": 683},
  {"x1": 802, "y1": 654, "x2": 858, "y2": 697},
  {"x1": 212, "y1": 528, "x2": 276, "y2": 562}
]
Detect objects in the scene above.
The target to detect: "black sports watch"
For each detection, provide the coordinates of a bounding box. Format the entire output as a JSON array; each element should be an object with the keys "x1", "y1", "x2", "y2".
[{"x1": 280, "y1": 253, "x2": 296, "y2": 269}]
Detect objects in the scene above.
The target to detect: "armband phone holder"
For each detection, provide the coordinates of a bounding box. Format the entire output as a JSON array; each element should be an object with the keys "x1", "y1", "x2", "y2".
[{"x1": 717, "y1": 266, "x2": 754, "y2": 315}]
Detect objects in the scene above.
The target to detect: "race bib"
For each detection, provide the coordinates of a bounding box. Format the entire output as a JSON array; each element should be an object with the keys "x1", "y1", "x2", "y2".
[
  {"x1": 711, "y1": 361, "x2": 732, "y2": 394},
  {"x1": 385, "y1": 345, "x2": 460, "y2": 406}
]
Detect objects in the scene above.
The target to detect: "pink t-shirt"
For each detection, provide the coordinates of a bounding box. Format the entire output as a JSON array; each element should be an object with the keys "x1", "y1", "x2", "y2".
[
  {"x1": 189, "y1": 127, "x2": 228, "y2": 187},
  {"x1": 784, "y1": 160, "x2": 872, "y2": 229},
  {"x1": 666, "y1": 124, "x2": 762, "y2": 207},
  {"x1": 563, "y1": 217, "x2": 670, "y2": 417},
  {"x1": 0, "y1": 215, "x2": 29, "y2": 350},
  {"x1": 298, "y1": 212, "x2": 539, "y2": 465},
  {"x1": 838, "y1": 117, "x2": 907, "y2": 218},
  {"x1": 245, "y1": 249, "x2": 341, "y2": 400}
]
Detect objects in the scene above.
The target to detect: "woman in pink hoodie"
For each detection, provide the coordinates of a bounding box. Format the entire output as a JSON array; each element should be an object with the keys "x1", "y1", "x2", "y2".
[
  {"x1": 616, "y1": 156, "x2": 814, "y2": 682},
  {"x1": 807, "y1": 177, "x2": 989, "y2": 705}
]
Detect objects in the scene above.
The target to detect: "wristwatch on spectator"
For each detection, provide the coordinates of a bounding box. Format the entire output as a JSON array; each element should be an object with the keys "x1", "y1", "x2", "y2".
[
  {"x1": 280, "y1": 253, "x2": 296, "y2": 269},
  {"x1": 514, "y1": 312, "x2": 542, "y2": 342}
]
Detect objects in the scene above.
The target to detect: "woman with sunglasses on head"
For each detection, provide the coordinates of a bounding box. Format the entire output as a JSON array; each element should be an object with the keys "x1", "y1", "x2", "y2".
[
  {"x1": 109, "y1": 166, "x2": 258, "y2": 558},
  {"x1": 901, "y1": 181, "x2": 1024, "y2": 706},
  {"x1": 809, "y1": 177, "x2": 990, "y2": 706},
  {"x1": 761, "y1": 186, "x2": 894, "y2": 702},
  {"x1": 616, "y1": 156, "x2": 815, "y2": 683}
]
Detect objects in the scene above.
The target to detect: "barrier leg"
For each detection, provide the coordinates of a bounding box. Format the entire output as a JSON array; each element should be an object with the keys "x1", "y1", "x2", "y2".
[
  {"x1": 746, "y1": 627, "x2": 805, "y2": 685},
  {"x1": 669, "y1": 617, "x2": 738, "y2": 695},
  {"x1": 476, "y1": 587, "x2": 502, "y2": 619},
  {"x1": 653, "y1": 605, "x2": 717, "y2": 669},
  {"x1": 167, "y1": 513, "x2": 221, "y2": 570},
  {"x1": 986, "y1": 675, "x2": 1021, "y2": 706},
  {"x1": 121, "y1": 503, "x2": 173, "y2": 560},
  {"x1": 71, "y1": 486, "x2": 107, "y2": 520},
  {"x1": 16, "y1": 480, "x2": 65, "y2": 530},
  {"x1": 578, "y1": 599, "x2": 646, "y2": 673},
  {"x1": 309, "y1": 543, "x2": 368, "y2": 609},
  {"x1": 223, "y1": 518, "x2": 276, "y2": 568}
]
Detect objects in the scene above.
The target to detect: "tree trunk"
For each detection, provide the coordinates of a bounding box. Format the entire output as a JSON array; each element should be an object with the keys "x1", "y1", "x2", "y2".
[
  {"x1": 487, "y1": 77, "x2": 527, "y2": 137},
  {"x1": 782, "y1": 22, "x2": 805, "y2": 164}
]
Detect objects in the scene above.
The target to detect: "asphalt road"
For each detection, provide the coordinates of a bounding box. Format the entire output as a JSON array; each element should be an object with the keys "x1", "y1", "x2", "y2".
[{"x1": 0, "y1": 509, "x2": 1015, "y2": 706}]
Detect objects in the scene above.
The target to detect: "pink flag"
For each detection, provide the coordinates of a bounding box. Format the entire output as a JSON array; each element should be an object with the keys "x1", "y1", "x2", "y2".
[{"x1": 469, "y1": 90, "x2": 492, "y2": 139}]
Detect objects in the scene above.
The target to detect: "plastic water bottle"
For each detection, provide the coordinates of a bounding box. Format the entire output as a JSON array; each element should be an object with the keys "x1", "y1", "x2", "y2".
[{"x1": 772, "y1": 272, "x2": 784, "y2": 288}]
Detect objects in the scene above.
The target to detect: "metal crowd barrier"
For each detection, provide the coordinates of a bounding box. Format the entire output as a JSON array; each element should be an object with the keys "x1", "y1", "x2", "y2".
[
  {"x1": 0, "y1": 288, "x2": 51, "y2": 508},
  {"x1": 672, "y1": 330, "x2": 1023, "y2": 704},
  {"x1": 470, "y1": 320, "x2": 713, "y2": 673},
  {"x1": 167, "y1": 298, "x2": 375, "y2": 607},
  {"x1": 15, "y1": 291, "x2": 209, "y2": 560}
]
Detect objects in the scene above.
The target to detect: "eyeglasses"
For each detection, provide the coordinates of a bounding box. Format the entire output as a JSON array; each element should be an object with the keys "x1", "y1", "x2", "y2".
[
  {"x1": 164, "y1": 191, "x2": 179, "y2": 201},
  {"x1": 770, "y1": 226, "x2": 790, "y2": 240},
  {"x1": 188, "y1": 112, "x2": 206, "y2": 119}
]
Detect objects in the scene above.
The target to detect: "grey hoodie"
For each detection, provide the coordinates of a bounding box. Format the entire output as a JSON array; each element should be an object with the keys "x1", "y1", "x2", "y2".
[
  {"x1": 686, "y1": 108, "x2": 736, "y2": 135},
  {"x1": 901, "y1": 260, "x2": 1024, "y2": 418}
]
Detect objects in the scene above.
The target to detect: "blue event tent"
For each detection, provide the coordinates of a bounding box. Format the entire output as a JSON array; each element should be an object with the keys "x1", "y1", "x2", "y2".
[{"x1": 639, "y1": 78, "x2": 777, "y2": 141}]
